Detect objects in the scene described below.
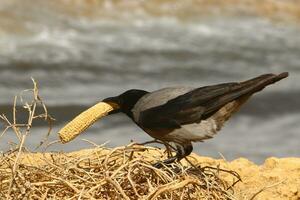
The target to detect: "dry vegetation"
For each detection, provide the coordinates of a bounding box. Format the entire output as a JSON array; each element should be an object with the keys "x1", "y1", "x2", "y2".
[{"x1": 0, "y1": 146, "x2": 241, "y2": 199}]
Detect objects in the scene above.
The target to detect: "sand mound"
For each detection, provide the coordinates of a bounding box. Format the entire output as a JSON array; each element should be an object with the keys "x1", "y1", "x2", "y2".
[{"x1": 194, "y1": 156, "x2": 300, "y2": 199}]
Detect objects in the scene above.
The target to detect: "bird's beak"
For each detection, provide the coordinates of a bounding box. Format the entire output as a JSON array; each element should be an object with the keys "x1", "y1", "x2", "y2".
[{"x1": 102, "y1": 96, "x2": 121, "y2": 114}]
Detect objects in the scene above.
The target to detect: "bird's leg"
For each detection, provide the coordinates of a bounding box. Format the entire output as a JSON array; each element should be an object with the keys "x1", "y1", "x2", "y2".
[
  {"x1": 174, "y1": 142, "x2": 193, "y2": 162},
  {"x1": 132, "y1": 140, "x2": 173, "y2": 149},
  {"x1": 132, "y1": 139, "x2": 158, "y2": 146},
  {"x1": 163, "y1": 142, "x2": 174, "y2": 158},
  {"x1": 153, "y1": 142, "x2": 193, "y2": 168},
  {"x1": 133, "y1": 140, "x2": 176, "y2": 158}
]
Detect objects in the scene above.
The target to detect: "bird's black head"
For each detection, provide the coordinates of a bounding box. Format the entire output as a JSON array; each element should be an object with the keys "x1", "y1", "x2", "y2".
[{"x1": 103, "y1": 89, "x2": 148, "y2": 118}]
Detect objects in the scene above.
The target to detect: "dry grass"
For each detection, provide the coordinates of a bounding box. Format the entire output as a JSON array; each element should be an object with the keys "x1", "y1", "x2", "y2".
[
  {"x1": 0, "y1": 145, "x2": 241, "y2": 199},
  {"x1": 0, "y1": 80, "x2": 241, "y2": 199}
]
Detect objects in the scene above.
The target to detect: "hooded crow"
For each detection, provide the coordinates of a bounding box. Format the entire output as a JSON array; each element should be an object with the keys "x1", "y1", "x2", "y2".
[{"x1": 101, "y1": 72, "x2": 288, "y2": 166}]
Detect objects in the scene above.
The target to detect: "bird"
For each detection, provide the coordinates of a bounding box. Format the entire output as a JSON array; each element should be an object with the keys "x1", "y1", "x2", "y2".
[{"x1": 101, "y1": 72, "x2": 288, "y2": 166}]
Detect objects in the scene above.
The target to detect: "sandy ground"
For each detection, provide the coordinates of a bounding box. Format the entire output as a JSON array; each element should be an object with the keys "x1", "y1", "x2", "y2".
[
  {"x1": 15, "y1": 148, "x2": 300, "y2": 200},
  {"x1": 187, "y1": 155, "x2": 300, "y2": 200}
]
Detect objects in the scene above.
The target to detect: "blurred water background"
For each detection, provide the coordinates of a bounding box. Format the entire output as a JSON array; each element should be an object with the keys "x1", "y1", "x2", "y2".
[{"x1": 0, "y1": 0, "x2": 299, "y2": 163}]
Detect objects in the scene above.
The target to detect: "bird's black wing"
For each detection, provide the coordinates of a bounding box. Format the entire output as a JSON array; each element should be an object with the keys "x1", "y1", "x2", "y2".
[
  {"x1": 138, "y1": 73, "x2": 288, "y2": 129},
  {"x1": 138, "y1": 82, "x2": 238, "y2": 129}
]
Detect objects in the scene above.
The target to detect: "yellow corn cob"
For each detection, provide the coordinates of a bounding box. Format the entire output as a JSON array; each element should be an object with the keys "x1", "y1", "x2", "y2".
[{"x1": 58, "y1": 102, "x2": 119, "y2": 143}]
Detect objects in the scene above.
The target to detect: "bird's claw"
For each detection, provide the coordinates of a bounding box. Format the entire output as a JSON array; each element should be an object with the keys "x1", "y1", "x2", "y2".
[{"x1": 152, "y1": 162, "x2": 164, "y2": 168}]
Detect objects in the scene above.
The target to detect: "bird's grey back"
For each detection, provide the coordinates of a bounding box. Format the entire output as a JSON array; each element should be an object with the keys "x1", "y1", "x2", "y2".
[{"x1": 132, "y1": 86, "x2": 194, "y2": 121}]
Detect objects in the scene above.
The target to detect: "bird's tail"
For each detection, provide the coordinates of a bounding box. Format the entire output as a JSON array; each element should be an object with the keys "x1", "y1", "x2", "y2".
[
  {"x1": 205, "y1": 72, "x2": 289, "y2": 116},
  {"x1": 239, "y1": 72, "x2": 289, "y2": 93},
  {"x1": 208, "y1": 72, "x2": 289, "y2": 130}
]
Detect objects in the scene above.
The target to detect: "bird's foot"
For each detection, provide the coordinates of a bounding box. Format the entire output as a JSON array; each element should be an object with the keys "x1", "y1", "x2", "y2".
[
  {"x1": 152, "y1": 160, "x2": 183, "y2": 174},
  {"x1": 152, "y1": 156, "x2": 177, "y2": 168},
  {"x1": 152, "y1": 162, "x2": 164, "y2": 169}
]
